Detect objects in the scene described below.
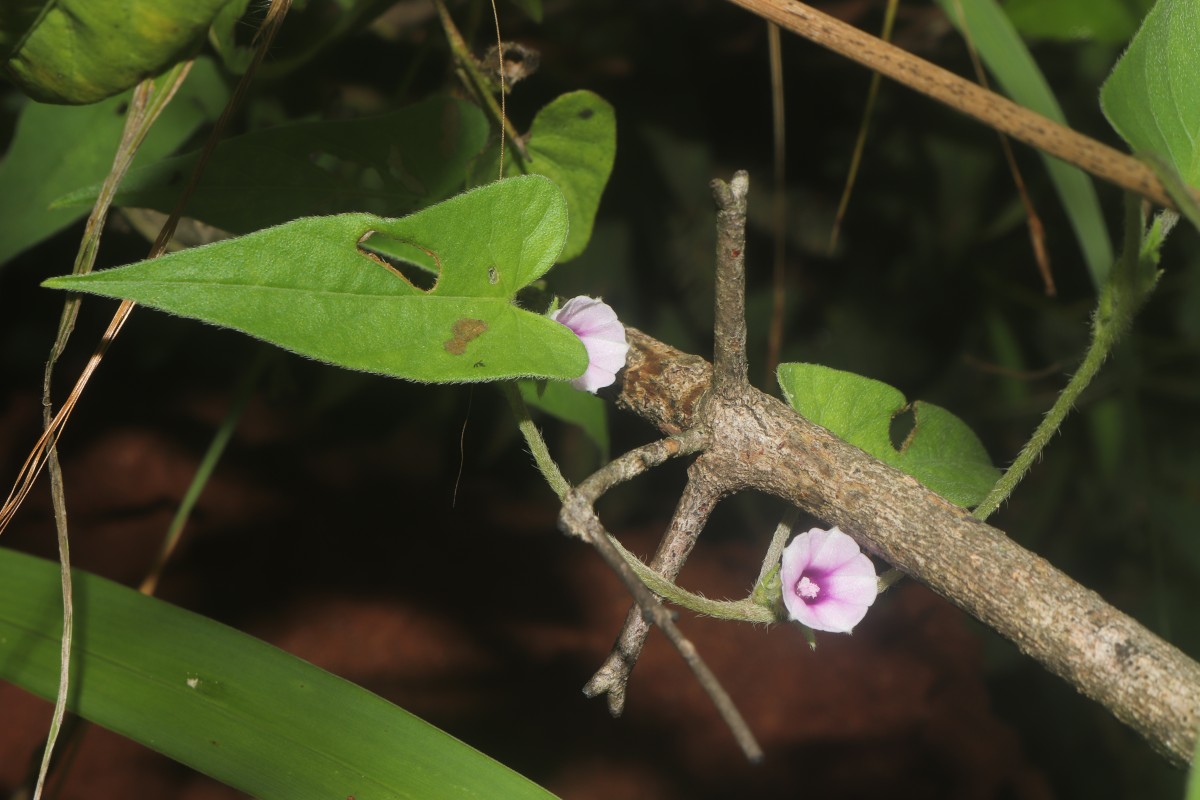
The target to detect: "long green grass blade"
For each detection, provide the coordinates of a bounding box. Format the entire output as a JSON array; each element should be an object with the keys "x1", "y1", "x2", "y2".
[
  {"x1": 0, "y1": 547, "x2": 556, "y2": 800},
  {"x1": 936, "y1": 0, "x2": 1115, "y2": 287}
]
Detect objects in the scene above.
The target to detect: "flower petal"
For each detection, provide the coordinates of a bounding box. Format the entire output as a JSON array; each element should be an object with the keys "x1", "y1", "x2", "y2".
[
  {"x1": 802, "y1": 594, "x2": 872, "y2": 633},
  {"x1": 780, "y1": 526, "x2": 878, "y2": 634},
  {"x1": 550, "y1": 296, "x2": 629, "y2": 393},
  {"x1": 806, "y1": 527, "x2": 869, "y2": 572}
]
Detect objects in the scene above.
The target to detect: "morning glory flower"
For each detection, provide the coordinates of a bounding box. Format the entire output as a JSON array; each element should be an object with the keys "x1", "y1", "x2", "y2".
[
  {"x1": 781, "y1": 526, "x2": 878, "y2": 633},
  {"x1": 550, "y1": 296, "x2": 629, "y2": 393}
]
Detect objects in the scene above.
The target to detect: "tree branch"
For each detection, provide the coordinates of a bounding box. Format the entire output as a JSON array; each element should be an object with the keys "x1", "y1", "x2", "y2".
[{"x1": 612, "y1": 326, "x2": 1200, "y2": 766}]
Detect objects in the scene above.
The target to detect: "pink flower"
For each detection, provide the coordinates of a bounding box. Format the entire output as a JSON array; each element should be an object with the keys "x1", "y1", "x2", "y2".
[
  {"x1": 550, "y1": 296, "x2": 629, "y2": 393},
  {"x1": 781, "y1": 526, "x2": 878, "y2": 633}
]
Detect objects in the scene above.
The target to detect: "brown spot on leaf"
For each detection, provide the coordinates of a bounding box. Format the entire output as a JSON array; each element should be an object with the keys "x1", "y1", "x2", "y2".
[{"x1": 444, "y1": 318, "x2": 488, "y2": 355}]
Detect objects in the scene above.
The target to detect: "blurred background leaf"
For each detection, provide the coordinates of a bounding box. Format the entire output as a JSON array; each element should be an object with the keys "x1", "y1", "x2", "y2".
[
  {"x1": 1, "y1": 0, "x2": 235, "y2": 103},
  {"x1": 936, "y1": 0, "x2": 1114, "y2": 287},
  {"x1": 0, "y1": 57, "x2": 228, "y2": 268},
  {"x1": 1101, "y1": 0, "x2": 1200, "y2": 185},
  {"x1": 55, "y1": 95, "x2": 490, "y2": 233}
]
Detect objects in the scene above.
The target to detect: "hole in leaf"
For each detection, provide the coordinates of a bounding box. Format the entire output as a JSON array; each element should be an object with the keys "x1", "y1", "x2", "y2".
[
  {"x1": 889, "y1": 406, "x2": 916, "y2": 452},
  {"x1": 358, "y1": 232, "x2": 440, "y2": 292}
]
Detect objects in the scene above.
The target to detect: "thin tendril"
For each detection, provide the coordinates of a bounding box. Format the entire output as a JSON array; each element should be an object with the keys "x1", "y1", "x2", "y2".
[{"x1": 489, "y1": 0, "x2": 505, "y2": 178}]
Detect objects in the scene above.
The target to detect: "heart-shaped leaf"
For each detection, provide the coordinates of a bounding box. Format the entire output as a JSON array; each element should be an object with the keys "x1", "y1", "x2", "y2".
[
  {"x1": 55, "y1": 96, "x2": 490, "y2": 235},
  {"x1": 44, "y1": 176, "x2": 587, "y2": 384},
  {"x1": 473, "y1": 91, "x2": 616, "y2": 261},
  {"x1": 778, "y1": 363, "x2": 999, "y2": 508},
  {"x1": 1101, "y1": 0, "x2": 1200, "y2": 186}
]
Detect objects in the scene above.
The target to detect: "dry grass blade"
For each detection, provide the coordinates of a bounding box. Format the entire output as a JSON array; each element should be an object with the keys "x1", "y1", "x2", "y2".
[
  {"x1": 949, "y1": 0, "x2": 1054, "y2": 295},
  {"x1": 0, "y1": 0, "x2": 294, "y2": 541},
  {"x1": 827, "y1": 0, "x2": 897, "y2": 254},
  {"x1": 727, "y1": 0, "x2": 1178, "y2": 209}
]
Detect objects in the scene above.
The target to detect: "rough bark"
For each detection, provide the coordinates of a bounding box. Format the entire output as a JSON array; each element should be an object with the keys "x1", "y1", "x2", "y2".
[{"x1": 615, "y1": 326, "x2": 1200, "y2": 767}]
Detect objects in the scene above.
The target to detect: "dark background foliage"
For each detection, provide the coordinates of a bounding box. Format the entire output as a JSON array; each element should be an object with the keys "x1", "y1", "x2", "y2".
[{"x1": 2, "y1": 1, "x2": 1198, "y2": 797}]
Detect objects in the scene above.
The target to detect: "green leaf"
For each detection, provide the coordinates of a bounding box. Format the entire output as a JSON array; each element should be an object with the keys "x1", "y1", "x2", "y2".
[
  {"x1": 0, "y1": 58, "x2": 229, "y2": 268},
  {"x1": 474, "y1": 91, "x2": 616, "y2": 261},
  {"x1": 936, "y1": 0, "x2": 1114, "y2": 287},
  {"x1": 210, "y1": 0, "x2": 395, "y2": 77},
  {"x1": 56, "y1": 96, "x2": 490, "y2": 235},
  {"x1": 1144, "y1": 152, "x2": 1200, "y2": 232},
  {"x1": 43, "y1": 176, "x2": 588, "y2": 384},
  {"x1": 519, "y1": 379, "x2": 610, "y2": 461},
  {"x1": 0, "y1": 547, "x2": 556, "y2": 799},
  {"x1": 506, "y1": 0, "x2": 544, "y2": 22},
  {"x1": 1002, "y1": 0, "x2": 1152, "y2": 44},
  {"x1": 1, "y1": 0, "x2": 235, "y2": 103},
  {"x1": 1101, "y1": 0, "x2": 1200, "y2": 187},
  {"x1": 778, "y1": 363, "x2": 1000, "y2": 508}
]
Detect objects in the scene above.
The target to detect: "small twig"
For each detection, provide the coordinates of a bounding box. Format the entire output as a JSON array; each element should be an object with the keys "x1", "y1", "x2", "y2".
[
  {"x1": 586, "y1": 173, "x2": 760, "y2": 716},
  {"x1": 509, "y1": 386, "x2": 762, "y2": 756},
  {"x1": 28, "y1": 64, "x2": 195, "y2": 800},
  {"x1": 711, "y1": 172, "x2": 751, "y2": 396},
  {"x1": 560, "y1": 472, "x2": 762, "y2": 762},
  {"x1": 584, "y1": 468, "x2": 721, "y2": 714},
  {"x1": 139, "y1": 350, "x2": 268, "y2": 595},
  {"x1": 828, "y1": 0, "x2": 897, "y2": 254},
  {"x1": 764, "y1": 22, "x2": 788, "y2": 387},
  {"x1": 433, "y1": 0, "x2": 528, "y2": 164}
]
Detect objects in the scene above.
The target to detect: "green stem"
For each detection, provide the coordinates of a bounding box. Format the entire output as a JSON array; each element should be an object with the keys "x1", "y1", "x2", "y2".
[
  {"x1": 140, "y1": 349, "x2": 268, "y2": 595},
  {"x1": 501, "y1": 382, "x2": 570, "y2": 500},
  {"x1": 502, "y1": 381, "x2": 776, "y2": 623},
  {"x1": 974, "y1": 194, "x2": 1155, "y2": 521},
  {"x1": 432, "y1": 0, "x2": 527, "y2": 165}
]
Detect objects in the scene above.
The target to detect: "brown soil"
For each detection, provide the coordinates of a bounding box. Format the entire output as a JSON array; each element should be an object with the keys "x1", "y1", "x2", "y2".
[{"x1": 0, "y1": 378, "x2": 1052, "y2": 799}]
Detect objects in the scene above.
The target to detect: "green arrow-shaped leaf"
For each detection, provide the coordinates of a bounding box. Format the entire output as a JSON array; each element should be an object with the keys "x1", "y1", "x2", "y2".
[
  {"x1": 0, "y1": 57, "x2": 228, "y2": 267},
  {"x1": 44, "y1": 175, "x2": 587, "y2": 384},
  {"x1": 778, "y1": 363, "x2": 999, "y2": 508}
]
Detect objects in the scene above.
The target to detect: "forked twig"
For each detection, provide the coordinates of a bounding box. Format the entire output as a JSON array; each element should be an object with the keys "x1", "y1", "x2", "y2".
[
  {"x1": 583, "y1": 173, "x2": 757, "y2": 715},
  {"x1": 564, "y1": 173, "x2": 780, "y2": 760},
  {"x1": 558, "y1": 428, "x2": 763, "y2": 761},
  {"x1": 582, "y1": 467, "x2": 719, "y2": 714}
]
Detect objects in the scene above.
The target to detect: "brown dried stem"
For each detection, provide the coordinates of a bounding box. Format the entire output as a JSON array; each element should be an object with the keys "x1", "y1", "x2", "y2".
[
  {"x1": 583, "y1": 173, "x2": 758, "y2": 716},
  {"x1": 582, "y1": 466, "x2": 719, "y2": 714},
  {"x1": 559, "y1": 429, "x2": 763, "y2": 761},
  {"x1": 726, "y1": 0, "x2": 1179, "y2": 210}
]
